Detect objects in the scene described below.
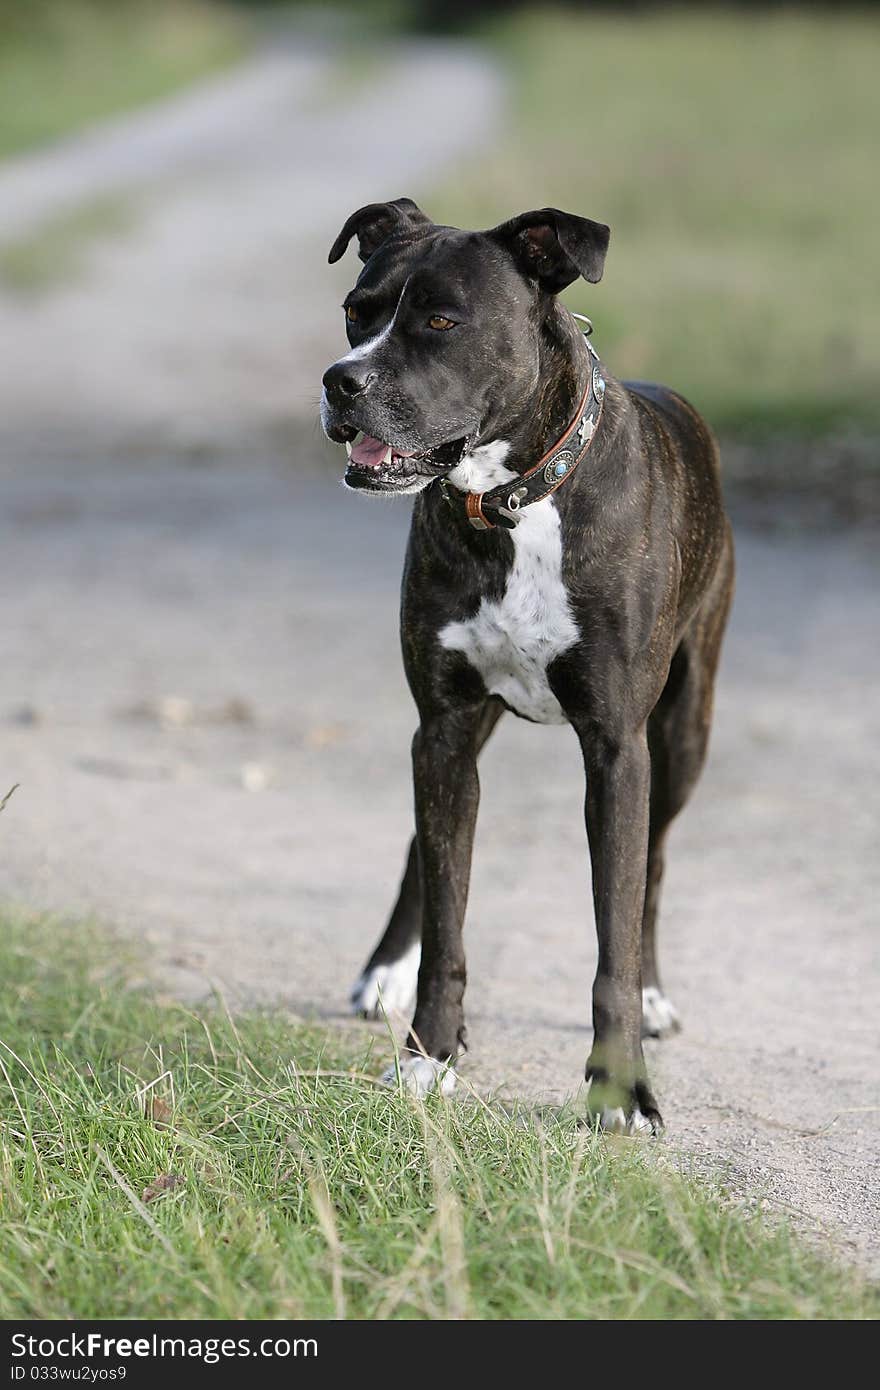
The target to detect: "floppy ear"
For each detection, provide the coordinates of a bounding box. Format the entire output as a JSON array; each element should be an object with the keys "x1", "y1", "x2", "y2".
[
  {"x1": 487, "y1": 208, "x2": 610, "y2": 292},
  {"x1": 328, "y1": 197, "x2": 431, "y2": 265}
]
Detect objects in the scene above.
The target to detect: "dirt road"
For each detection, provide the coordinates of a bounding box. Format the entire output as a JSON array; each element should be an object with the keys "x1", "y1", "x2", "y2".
[{"x1": 1, "y1": 37, "x2": 877, "y2": 1273}]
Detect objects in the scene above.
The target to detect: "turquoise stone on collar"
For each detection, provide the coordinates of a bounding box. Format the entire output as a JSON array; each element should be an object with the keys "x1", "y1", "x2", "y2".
[{"x1": 543, "y1": 448, "x2": 575, "y2": 486}]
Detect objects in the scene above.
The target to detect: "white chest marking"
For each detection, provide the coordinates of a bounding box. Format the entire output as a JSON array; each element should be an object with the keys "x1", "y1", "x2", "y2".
[
  {"x1": 439, "y1": 444, "x2": 579, "y2": 725},
  {"x1": 446, "y1": 440, "x2": 520, "y2": 493}
]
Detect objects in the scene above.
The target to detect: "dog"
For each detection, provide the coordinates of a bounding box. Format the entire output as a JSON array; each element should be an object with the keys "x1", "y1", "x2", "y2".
[{"x1": 320, "y1": 198, "x2": 734, "y2": 1133}]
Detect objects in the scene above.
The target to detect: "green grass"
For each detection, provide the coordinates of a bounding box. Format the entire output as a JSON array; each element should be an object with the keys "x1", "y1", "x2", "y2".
[
  {"x1": 0, "y1": 1, "x2": 248, "y2": 160},
  {"x1": 0, "y1": 912, "x2": 875, "y2": 1319},
  {"x1": 433, "y1": 6, "x2": 880, "y2": 436}
]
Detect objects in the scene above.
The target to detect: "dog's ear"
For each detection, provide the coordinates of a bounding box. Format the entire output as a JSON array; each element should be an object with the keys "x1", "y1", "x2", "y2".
[
  {"x1": 487, "y1": 208, "x2": 610, "y2": 291},
  {"x1": 328, "y1": 197, "x2": 431, "y2": 265}
]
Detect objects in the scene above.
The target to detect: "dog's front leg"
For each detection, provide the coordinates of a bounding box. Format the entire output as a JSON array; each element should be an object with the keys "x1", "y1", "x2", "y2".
[
  {"x1": 385, "y1": 705, "x2": 484, "y2": 1096},
  {"x1": 577, "y1": 721, "x2": 662, "y2": 1134}
]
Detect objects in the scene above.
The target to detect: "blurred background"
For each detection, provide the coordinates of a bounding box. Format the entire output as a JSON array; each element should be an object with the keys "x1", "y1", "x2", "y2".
[{"x1": 0, "y1": 2, "x2": 878, "y2": 1261}]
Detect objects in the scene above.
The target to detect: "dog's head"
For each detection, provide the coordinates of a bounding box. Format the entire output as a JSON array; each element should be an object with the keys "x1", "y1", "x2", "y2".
[{"x1": 320, "y1": 198, "x2": 610, "y2": 494}]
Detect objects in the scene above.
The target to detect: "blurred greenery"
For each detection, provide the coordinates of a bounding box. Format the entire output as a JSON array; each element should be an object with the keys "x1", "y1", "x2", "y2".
[
  {"x1": 1, "y1": 3, "x2": 875, "y2": 441},
  {"x1": 432, "y1": 6, "x2": 880, "y2": 437},
  {"x1": 0, "y1": 1, "x2": 247, "y2": 158},
  {"x1": 406, "y1": 0, "x2": 859, "y2": 33},
  {"x1": 0, "y1": 193, "x2": 138, "y2": 294}
]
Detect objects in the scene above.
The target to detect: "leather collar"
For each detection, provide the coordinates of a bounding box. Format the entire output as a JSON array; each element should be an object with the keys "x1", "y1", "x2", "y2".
[{"x1": 439, "y1": 335, "x2": 606, "y2": 531}]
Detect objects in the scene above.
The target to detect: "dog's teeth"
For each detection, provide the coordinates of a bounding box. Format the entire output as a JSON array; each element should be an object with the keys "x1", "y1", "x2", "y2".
[
  {"x1": 344, "y1": 441, "x2": 352, "y2": 457},
  {"x1": 382, "y1": 446, "x2": 392, "y2": 466}
]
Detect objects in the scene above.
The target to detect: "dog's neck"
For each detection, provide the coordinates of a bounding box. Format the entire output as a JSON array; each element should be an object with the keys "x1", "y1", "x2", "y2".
[{"x1": 448, "y1": 305, "x2": 592, "y2": 492}]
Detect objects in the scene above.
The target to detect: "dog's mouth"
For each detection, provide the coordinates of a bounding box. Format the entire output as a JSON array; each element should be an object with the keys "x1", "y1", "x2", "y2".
[{"x1": 341, "y1": 431, "x2": 469, "y2": 492}]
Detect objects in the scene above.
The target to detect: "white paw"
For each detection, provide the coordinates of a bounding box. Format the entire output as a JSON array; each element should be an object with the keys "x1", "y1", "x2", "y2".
[
  {"x1": 350, "y1": 941, "x2": 420, "y2": 1020},
  {"x1": 380, "y1": 1054, "x2": 457, "y2": 1097},
  {"x1": 599, "y1": 1106, "x2": 655, "y2": 1136},
  {"x1": 641, "y1": 986, "x2": 681, "y2": 1039}
]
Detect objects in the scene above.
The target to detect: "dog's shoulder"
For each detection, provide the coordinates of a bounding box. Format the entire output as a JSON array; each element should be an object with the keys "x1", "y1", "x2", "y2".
[{"x1": 623, "y1": 380, "x2": 719, "y2": 464}]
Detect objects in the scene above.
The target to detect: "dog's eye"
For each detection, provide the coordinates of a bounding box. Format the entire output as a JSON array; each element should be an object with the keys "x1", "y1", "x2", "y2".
[
  {"x1": 345, "y1": 304, "x2": 358, "y2": 323},
  {"x1": 428, "y1": 315, "x2": 456, "y2": 331}
]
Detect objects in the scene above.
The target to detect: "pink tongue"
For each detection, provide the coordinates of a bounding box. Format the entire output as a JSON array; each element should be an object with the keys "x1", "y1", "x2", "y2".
[{"x1": 349, "y1": 434, "x2": 389, "y2": 468}]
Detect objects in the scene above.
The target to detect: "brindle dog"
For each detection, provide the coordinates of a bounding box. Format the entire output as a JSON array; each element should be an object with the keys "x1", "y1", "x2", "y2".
[{"x1": 321, "y1": 199, "x2": 734, "y2": 1132}]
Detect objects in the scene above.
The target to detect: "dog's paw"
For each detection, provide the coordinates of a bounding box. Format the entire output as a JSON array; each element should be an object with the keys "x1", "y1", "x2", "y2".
[
  {"x1": 350, "y1": 942, "x2": 420, "y2": 1020},
  {"x1": 641, "y1": 986, "x2": 681, "y2": 1040},
  {"x1": 585, "y1": 1062, "x2": 663, "y2": 1137},
  {"x1": 380, "y1": 1054, "x2": 457, "y2": 1097},
  {"x1": 597, "y1": 1105, "x2": 658, "y2": 1137}
]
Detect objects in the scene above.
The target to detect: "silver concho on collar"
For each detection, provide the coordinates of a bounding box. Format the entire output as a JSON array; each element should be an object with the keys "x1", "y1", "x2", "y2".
[
  {"x1": 543, "y1": 448, "x2": 575, "y2": 486},
  {"x1": 576, "y1": 412, "x2": 596, "y2": 449}
]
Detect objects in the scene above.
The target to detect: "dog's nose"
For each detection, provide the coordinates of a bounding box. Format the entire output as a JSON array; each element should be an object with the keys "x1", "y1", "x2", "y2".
[{"x1": 322, "y1": 361, "x2": 377, "y2": 401}]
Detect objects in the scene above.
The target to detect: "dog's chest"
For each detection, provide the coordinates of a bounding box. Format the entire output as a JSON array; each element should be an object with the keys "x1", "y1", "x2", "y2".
[{"x1": 438, "y1": 498, "x2": 579, "y2": 724}]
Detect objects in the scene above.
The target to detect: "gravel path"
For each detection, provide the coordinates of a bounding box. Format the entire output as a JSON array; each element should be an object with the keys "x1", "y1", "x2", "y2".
[{"x1": 1, "y1": 37, "x2": 877, "y2": 1275}]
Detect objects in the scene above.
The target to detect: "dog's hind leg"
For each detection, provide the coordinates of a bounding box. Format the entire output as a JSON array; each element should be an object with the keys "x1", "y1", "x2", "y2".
[
  {"x1": 350, "y1": 836, "x2": 422, "y2": 1020},
  {"x1": 641, "y1": 526, "x2": 734, "y2": 1038},
  {"x1": 350, "y1": 699, "x2": 504, "y2": 1021}
]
